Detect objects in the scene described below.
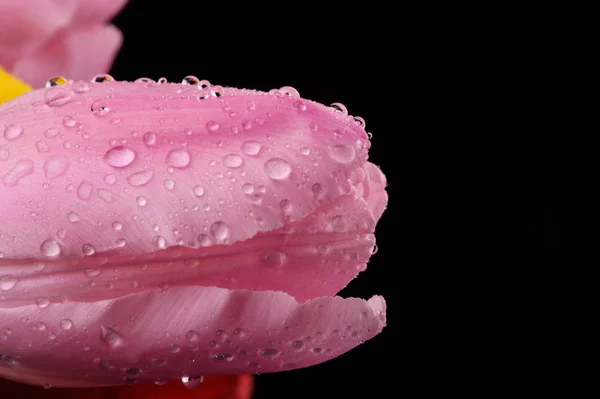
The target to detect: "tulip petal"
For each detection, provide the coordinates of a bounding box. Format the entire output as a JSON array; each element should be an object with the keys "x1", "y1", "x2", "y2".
[
  {"x1": 0, "y1": 0, "x2": 76, "y2": 68},
  {"x1": 0, "y1": 82, "x2": 377, "y2": 262},
  {"x1": 0, "y1": 285, "x2": 386, "y2": 387},
  {"x1": 10, "y1": 25, "x2": 123, "y2": 88}
]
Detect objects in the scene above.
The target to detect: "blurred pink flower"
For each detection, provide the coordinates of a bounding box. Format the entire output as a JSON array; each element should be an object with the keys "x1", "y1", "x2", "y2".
[
  {"x1": 0, "y1": 0, "x2": 127, "y2": 88},
  {"x1": 0, "y1": 80, "x2": 388, "y2": 388}
]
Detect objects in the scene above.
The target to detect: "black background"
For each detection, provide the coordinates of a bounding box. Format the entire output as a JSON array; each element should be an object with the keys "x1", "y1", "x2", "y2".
[{"x1": 110, "y1": 2, "x2": 399, "y2": 398}]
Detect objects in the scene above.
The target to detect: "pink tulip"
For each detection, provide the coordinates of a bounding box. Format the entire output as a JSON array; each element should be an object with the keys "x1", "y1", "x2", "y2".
[
  {"x1": 0, "y1": 0, "x2": 127, "y2": 88},
  {"x1": 0, "y1": 79, "x2": 388, "y2": 388}
]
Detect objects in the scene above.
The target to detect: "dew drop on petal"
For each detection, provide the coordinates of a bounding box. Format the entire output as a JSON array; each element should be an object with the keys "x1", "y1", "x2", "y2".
[
  {"x1": 193, "y1": 185, "x2": 204, "y2": 197},
  {"x1": 100, "y1": 326, "x2": 122, "y2": 348},
  {"x1": 206, "y1": 121, "x2": 220, "y2": 132},
  {"x1": 328, "y1": 145, "x2": 356, "y2": 164},
  {"x1": 241, "y1": 141, "x2": 261, "y2": 156},
  {"x1": 43, "y1": 156, "x2": 69, "y2": 179},
  {"x1": 40, "y1": 239, "x2": 61, "y2": 257},
  {"x1": 264, "y1": 158, "x2": 292, "y2": 180},
  {"x1": 143, "y1": 132, "x2": 157, "y2": 146},
  {"x1": 3, "y1": 124, "x2": 23, "y2": 140},
  {"x1": 163, "y1": 179, "x2": 175, "y2": 191},
  {"x1": 36, "y1": 297, "x2": 50, "y2": 308},
  {"x1": 60, "y1": 319, "x2": 73, "y2": 330},
  {"x1": 166, "y1": 149, "x2": 191, "y2": 169},
  {"x1": 182, "y1": 376, "x2": 203, "y2": 390},
  {"x1": 0, "y1": 275, "x2": 17, "y2": 291},
  {"x1": 2, "y1": 160, "x2": 34, "y2": 187},
  {"x1": 44, "y1": 87, "x2": 71, "y2": 106},
  {"x1": 77, "y1": 181, "x2": 93, "y2": 200},
  {"x1": 82, "y1": 244, "x2": 96, "y2": 256},
  {"x1": 104, "y1": 146, "x2": 136, "y2": 168},
  {"x1": 127, "y1": 170, "x2": 154, "y2": 187},
  {"x1": 210, "y1": 221, "x2": 230, "y2": 241},
  {"x1": 223, "y1": 154, "x2": 243, "y2": 168}
]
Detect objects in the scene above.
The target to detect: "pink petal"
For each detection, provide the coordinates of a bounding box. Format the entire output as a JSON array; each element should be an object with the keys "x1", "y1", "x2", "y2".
[
  {"x1": 0, "y1": 82, "x2": 377, "y2": 262},
  {"x1": 0, "y1": 82, "x2": 388, "y2": 387},
  {"x1": 0, "y1": 286, "x2": 386, "y2": 387},
  {"x1": 0, "y1": 0, "x2": 77, "y2": 68},
  {"x1": 10, "y1": 25, "x2": 123, "y2": 88}
]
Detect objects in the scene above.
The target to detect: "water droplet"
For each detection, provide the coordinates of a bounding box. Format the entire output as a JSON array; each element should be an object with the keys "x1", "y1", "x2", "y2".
[
  {"x1": 4, "y1": 124, "x2": 23, "y2": 140},
  {"x1": 166, "y1": 149, "x2": 191, "y2": 169},
  {"x1": 309, "y1": 122, "x2": 318, "y2": 131},
  {"x1": 60, "y1": 319, "x2": 73, "y2": 330},
  {"x1": 300, "y1": 147, "x2": 311, "y2": 155},
  {"x1": 36, "y1": 140, "x2": 50, "y2": 153},
  {"x1": 127, "y1": 170, "x2": 154, "y2": 186},
  {"x1": 44, "y1": 128, "x2": 59, "y2": 138},
  {"x1": 40, "y1": 239, "x2": 61, "y2": 257},
  {"x1": 294, "y1": 100, "x2": 307, "y2": 111},
  {"x1": 210, "y1": 221, "x2": 230, "y2": 241},
  {"x1": 206, "y1": 120, "x2": 220, "y2": 132},
  {"x1": 182, "y1": 376, "x2": 203, "y2": 390},
  {"x1": 36, "y1": 297, "x2": 50, "y2": 308},
  {"x1": 0, "y1": 147, "x2": 10, "y2": 161},
  {"x1": 153, "y1": 236, "x2": 167, "y2": 249},
  {"x1": 136, "y1": 196, "x2": 147, "y2": 206},
  {"x1": 90, "y1": 100, "x2": 110, "y2": 117},
  {"x1": 328, "y1": 145, "x2": 355, "y2": 163},
  {"x1": 153, "y1": 358, "x2": 166, "y2": 367},
  {"x1": 142, "y1": 132, "x2": 157, "y2": 147},
  {"x1": 260, "y1": 251, "x2": 286, "y2": 268},
  {"x1": 126, "y1": 368, "x2": 141, "y2": 377},
  {"x1": 331, "y1": 215, "x2": 347, "y2": 232},
  {"x1": 212, "y1": 353, "x2": 234, "y2": 362},
  {"x1": 170, "y1": 343, "x2": 181, "y2": 353},
  {"x1": 241, "y1": 141, "x2": 261, "y2": 156},
  {"x1": 182, "y1": 76, "x2": 200, "y2": 85},
  {"x1": 223, "y1": 154, "x2": 243, "y2": 168},
  {"x1": 67, "y1": 212, "x2": 80, "y2": 222},
  {"x1": 292, "y1": 340, "x2": 304, "y2": 350},
  {"x1": 242, "y1": 183, "x2": 254, "y2": 195},
  {"x1": 104, "y1": 146, "x2": 136, "y2": 168},
  {"x1": 112, "y1": 221, "x2": 123, "y2": 231},
  {"x1": 100, "y1": 326, "x2": 122, "y2": 348},
  {"x1": 260, "y1": 348, "x2": 280, "y2": 359},
  {"x1": 0, "y1": 275, "x2": 17, "y2": 291},
  {"x1": 163, "y1": 179, "x2": 176, "y2": 191},
  {"x1": 45, "y1": 77, "x2": 67, "y2": 87},
  {"x1": 312, "y1": 183, "x2": 325, "y2": 198},
  {"x1": 77, "y1": 181, "x2": 93, "y2": 200},
  {"x1": 134, "y1": 77, "x2": 155, "y2": 84},
  {"x1": 2, "y1": 160, "x2": 34, "y2": 187},
  {"x1": 91, "y1": 74, "x2": 114, "y2": 83},
  {"x1": 264, "y1": 158, "x2": 292, "y2": 180},
  {"x1": 280, "y1": 86, "x2": 300, "y2": 98},
  {"x1": 72, "y1": 81, "x2": 90, "y2": 93},
  {"x1": 44, "y1": 87, "x2": 71, "y2": 106},
  {"x1": 353, "y1": 116, "x2": 366, "y2": 128},
  {"x1": 198, "y1": 234, "x2": 211, "y2": 247},
  {"x1": 82, "y1": 244, "x2": 96, "y2": 256},
  {"x1": 97, "y1": 188, "x2": 114, "y2": 203},
  {"x1": 43, "y1": 156, "x2": 69, "y2": 179},
  {"x1": 157, "y1": 77, "x2": 168, "y2": 84},
  {"x1": 84, "y1": 267, "x2": 101, "y2": 277},
  {"x1": 193, "y1": 185, "x2": 204, "y2": 197},
  {"x1": 186, "y1": 330, "x2": 198, "y2": 341},
  {"x1": 42, "y1": 383, "x2": 52, "y2": 389},
  {"x1": 211, "y1": 85, "x2": 224, "y2": 97},
  {"x1": 62, "y1": 115, "x2": 76, "y2": 128},
  {"x1": 330, "y1": 102, "x2": 348, "y2": 115}
]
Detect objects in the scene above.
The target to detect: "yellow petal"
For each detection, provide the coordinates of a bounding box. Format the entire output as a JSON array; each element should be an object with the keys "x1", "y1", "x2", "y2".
[{"x1": 0, "y1": 68, "x2": 32, "y2": 104}]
